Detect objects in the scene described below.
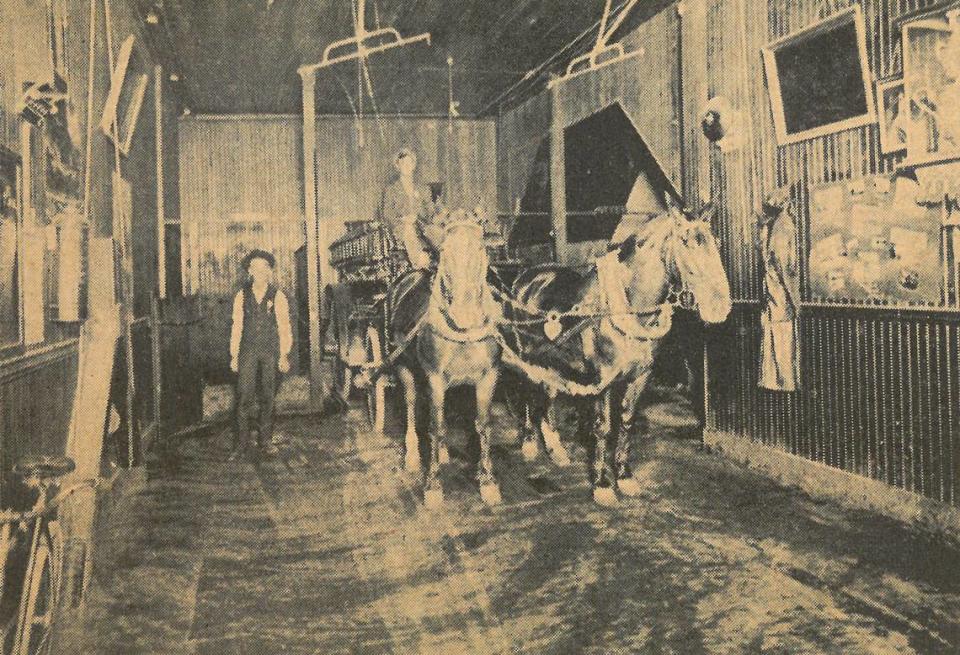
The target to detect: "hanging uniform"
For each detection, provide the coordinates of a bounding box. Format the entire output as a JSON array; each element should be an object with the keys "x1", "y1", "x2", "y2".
[
  {"x1": 758, "y1": 210, "x2": 800, "y2": 391},
  {"x1": 230, "y1": 282, "x2": 292, "y2": 449}
]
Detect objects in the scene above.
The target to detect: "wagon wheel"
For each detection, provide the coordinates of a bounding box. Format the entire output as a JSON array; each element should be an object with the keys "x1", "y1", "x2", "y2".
[
  {"x1": 328, "y1": 298, "x2": 353, "y2": 402},
  {"x1": 8, "y1": 523, "x2": 56, "y2": 655},
  {"x1": 365, "y1": 326, "x2": 386, "y2": 433}
]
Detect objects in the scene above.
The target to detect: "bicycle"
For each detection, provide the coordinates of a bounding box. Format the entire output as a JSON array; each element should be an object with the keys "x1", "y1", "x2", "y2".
[{"x1": 0, "y1": 456, "x2": 99, "y2": 655}]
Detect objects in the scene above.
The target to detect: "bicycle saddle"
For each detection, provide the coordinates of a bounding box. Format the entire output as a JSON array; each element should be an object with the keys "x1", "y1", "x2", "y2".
[{"x1": 13, "y1": 455, "x2": 76, "y2": 481}]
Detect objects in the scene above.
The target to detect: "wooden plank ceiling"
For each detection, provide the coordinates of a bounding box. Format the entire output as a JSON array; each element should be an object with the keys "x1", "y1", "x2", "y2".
[{"x1": 136, "y1": 0, "x2": 673, "y2": 116}]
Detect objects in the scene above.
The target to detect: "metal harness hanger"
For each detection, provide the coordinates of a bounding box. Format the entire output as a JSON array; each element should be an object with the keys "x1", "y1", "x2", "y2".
[
  {"x1": 548, "y1": 0, "x2": 644, "y2": 89},
  {"x1": 297, "y1": 0, "x2": 431, "y2": 75}
]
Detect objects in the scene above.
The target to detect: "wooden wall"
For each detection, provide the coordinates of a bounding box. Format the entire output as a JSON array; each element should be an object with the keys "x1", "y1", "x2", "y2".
[
  {"x1": 495, "y1": 0, "x2": 960, "y2": 507},
  {"x1": 683, "y1": 0, "x2": 960, "y2": 506},
  {"x1": 497, "y1": 94, "x2": 552, "y2": 217},
  {"x1": 0, "y1": 0, "x2": 179, "y2": 476},
  {"x1": 497, "y1": 6, "x2": 681, "y2": 265},
  {"x1": 178, "y1": 115, "x2": 304, "y2": 381},
  {"x1": 314, "y1": 116, "x2": 498, "y2": 251},
  {"x1": 0, "y1": 343, "x2": 78, "y2": 482}
]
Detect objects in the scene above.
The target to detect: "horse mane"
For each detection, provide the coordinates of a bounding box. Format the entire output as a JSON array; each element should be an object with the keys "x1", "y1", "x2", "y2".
[
  {"x1": 434, "y1": 221, "x2": 494, "y2": 330},
  {"x1": 615, "y1": 210, "x2": 676, "y2": 264}
]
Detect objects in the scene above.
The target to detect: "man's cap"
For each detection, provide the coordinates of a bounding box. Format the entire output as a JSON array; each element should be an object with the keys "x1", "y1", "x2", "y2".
[{"x1": 242, "y1": 249, "x2": 276, "y2": 270}]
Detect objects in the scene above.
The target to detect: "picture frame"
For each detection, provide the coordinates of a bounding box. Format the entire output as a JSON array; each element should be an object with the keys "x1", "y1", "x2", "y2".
[
  {"x1": 0, "y1": 147, "x2": 21, "y2": 223},
  {"x1": 761, "y1": 6, "x2": 876, "y2": 145},
  {"x1": 100, "y1": 35, "x2": 149, "y2": 156},
  {"x1": 876, "y1": 77, "x2": 907, "y2": 154},
  {"x1": 901, "y1": 9, "x2": 960, "y2": 166},
  {"x1": 0, "y1": 148, "x2": 21, "y2": 346}
]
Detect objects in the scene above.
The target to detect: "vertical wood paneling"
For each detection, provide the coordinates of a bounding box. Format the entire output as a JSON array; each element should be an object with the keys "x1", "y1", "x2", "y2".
[
  {"x1": 312, "y1": 116, "x2": 497, "y2": 250},
  {"x1": 680, "y1": 0, "x2": 960, "y2": 507},
  {"x1": 556, "y1": 8, "x2": 681, "y2": 193},
  {"x1": 497, "y1": 93, "x2": 551, "y2": 216},
  {"x1": 178, "y1": 116, "x2": 305, "y2": 380},
  {"x1": 0, "y1": 344, "x2": 78, "y2": 480}
]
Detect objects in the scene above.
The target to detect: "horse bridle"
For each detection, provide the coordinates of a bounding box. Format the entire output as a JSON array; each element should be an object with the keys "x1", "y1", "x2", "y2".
[{"x1": 662, "y1": 221, "x2": 699, "y2": 311}]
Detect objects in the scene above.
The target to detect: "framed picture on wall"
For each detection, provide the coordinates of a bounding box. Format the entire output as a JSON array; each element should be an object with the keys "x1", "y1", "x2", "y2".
[
  {"x1": 0, "y1": 148, "x2": 22, "y2": 346},
  {"x1": 901, "y1": 9, "x2": 960, "y2": 166},
  {"x1": 762, "y1": 6, "x2": 875, "y2": 145},
  {"x1": 876, "y1": 77, "x2": 908, "y2": 154},
  {"x1": 100, "y1": 35, "x2": 149, "y2": 156}
]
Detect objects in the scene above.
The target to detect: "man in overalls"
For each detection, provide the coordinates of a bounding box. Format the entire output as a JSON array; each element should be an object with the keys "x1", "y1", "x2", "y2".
[{"x1": 229, "y1": 250, "x2": 292, "y2": 458}]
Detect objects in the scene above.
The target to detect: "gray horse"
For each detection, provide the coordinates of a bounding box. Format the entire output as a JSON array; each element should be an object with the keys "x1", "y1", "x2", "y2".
[
  {"x1": 509, "y1": 196, "x2": 731, "y2": 504},
  {"x1": 390, "y1": 214, "x2": 503, "y2": 507}
]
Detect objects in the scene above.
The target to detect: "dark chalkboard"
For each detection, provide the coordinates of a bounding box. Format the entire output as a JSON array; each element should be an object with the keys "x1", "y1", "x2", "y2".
[{"x1": 766, "y1": 9, "x2": 872, "y2": 141}]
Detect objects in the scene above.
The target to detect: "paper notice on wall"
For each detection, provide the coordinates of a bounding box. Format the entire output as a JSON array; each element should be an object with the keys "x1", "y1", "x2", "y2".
[
  {"x1": 850, "y1": 204, "x2": 879, "y2": 236},
  {"x1": 57, "y1": 206, "x2": 82, "y2": 321},
  {"x1": 813, "y1": 186, "x2": 844, "y2": 215},
  {"x1": 889, "y1": 226, "x2": 927, "y2": 262},
  {"x1": 22, "y1": 225, "x2": 45, "y2": 345}
]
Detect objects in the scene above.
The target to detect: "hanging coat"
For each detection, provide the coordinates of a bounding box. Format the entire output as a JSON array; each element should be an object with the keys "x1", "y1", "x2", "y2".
[{"x1": 758, "y1": 212, "x2": 800, "y2": 391}]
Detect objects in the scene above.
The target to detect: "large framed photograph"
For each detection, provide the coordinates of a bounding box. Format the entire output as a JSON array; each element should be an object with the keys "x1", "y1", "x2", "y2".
[
  {"x1": 876, "y1": 77, "x2": 907, "y2": 154},
  {"x1": 762, "y1": 6, "x2": 875, "y2": 145},
  {"x1": 902, "y1": 9, "x2": 960, "y2": 166}
]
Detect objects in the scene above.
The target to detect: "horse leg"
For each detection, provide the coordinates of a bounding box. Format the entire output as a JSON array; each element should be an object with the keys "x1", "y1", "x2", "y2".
[
  {"x1": 436, "y1": 364, "x2": 450, "y2": 465},
  {"x1": 476, "y1": 368, "x2": 502, "y2": 506},
  {"x1": 520, "y1": 400, "x2": 541, "y2": 461},
  {"x1": 424, "y1": 374, "x2": 446, "y2": 508},
  {"x1": 616, "y1": 370, "x2": 651, "y2": 497},
  {"x1": 592, "y1": 389, "x2": 617, "y2": 506},
  {"x1": 398, "y1": 366, "x2": 420, "y2": 472},
  {"x1": 542, "y1": 388, "x2": 571, "y2": 466}
]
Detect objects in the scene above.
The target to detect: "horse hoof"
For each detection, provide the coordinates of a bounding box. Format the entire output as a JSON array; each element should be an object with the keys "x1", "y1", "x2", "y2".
[
  {"x1": 439, "y1": 446, "x2": 451, "y2": 465},
  {"x1": 404, "y1": 454, "x2": 421, "y2": 473},
  {"x1": 618, "y1": 477, "x2": 642, "y2": 497},
  {"x1": 521, "y1": 440, "x2": 540, "y2": 461},
  {"x1": 548, "y1": 447, "x2": 571, "y2": 467},
  {"x1": 424, "y1": 488, "x2": 444, "y2": 508},
  {"x1": 480, "y1": 484, "x2": 502, "y2": 506},
  {"x1": 593, "y1": 486, "x2": 618, "y2": 506}
]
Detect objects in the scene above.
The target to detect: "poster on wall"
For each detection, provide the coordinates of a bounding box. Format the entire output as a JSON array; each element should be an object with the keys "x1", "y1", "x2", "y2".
[
  {"x1": 876, "y1": 77, "x2": 907, "y2": 154},
  {"x1": 902, "y1": 9, "x2": 960, "y2": 166},
  {"x1": 808, "y1": 174, "x2": 941, "y2": 305}
]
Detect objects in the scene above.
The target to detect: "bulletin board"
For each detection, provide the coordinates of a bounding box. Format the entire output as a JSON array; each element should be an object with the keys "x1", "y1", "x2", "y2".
[{"x1": 808, "y1": 174, "x2": 942, "y2": 305}]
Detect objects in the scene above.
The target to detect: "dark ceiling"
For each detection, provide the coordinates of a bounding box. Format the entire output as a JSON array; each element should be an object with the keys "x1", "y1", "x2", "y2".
[{"x1": 137, "y1": 0, "x2": 674, "y2": 116}]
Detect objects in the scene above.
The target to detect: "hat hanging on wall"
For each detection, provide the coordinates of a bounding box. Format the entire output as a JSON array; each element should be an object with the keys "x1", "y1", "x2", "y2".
[{"x1": 701, "y1": 96, "x2": 743, "y2": 152}]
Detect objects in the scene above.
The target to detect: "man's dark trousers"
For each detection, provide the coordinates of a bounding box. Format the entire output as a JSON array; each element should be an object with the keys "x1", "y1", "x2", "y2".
[{"x1": 236, "y1": 284, "x2": 279, "y2": 450}]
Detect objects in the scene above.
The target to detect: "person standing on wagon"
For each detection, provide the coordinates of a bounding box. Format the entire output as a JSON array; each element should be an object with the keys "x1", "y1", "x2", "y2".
[
  {"x1": 229, "y1": 250, "x2": 292, "y2": 458},
  {"x1": 379, "y1": 148, "x2": 437, "y2": 269}
]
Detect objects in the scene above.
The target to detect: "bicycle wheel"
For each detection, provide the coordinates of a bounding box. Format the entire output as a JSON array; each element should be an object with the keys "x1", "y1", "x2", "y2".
[{"x1": 15, "y1": 524, "x2": 55, "y2": 655}]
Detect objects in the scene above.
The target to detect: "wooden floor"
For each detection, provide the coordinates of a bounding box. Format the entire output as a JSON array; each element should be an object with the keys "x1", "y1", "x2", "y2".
[{"x1": 53, "y1": 395, "x2": 960, "y2": 654}]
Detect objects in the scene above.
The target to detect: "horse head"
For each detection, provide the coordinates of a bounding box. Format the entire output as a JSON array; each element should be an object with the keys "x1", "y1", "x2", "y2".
[
  {"x1": 663, "y1": 194, "x2": 732, "y2": 324},
  {"x1": 435, "y1": 210, "x2": 492, "y2": 331},
  {"x1": 611, "y1": 194, "x2": 731, "y2": 324}
]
